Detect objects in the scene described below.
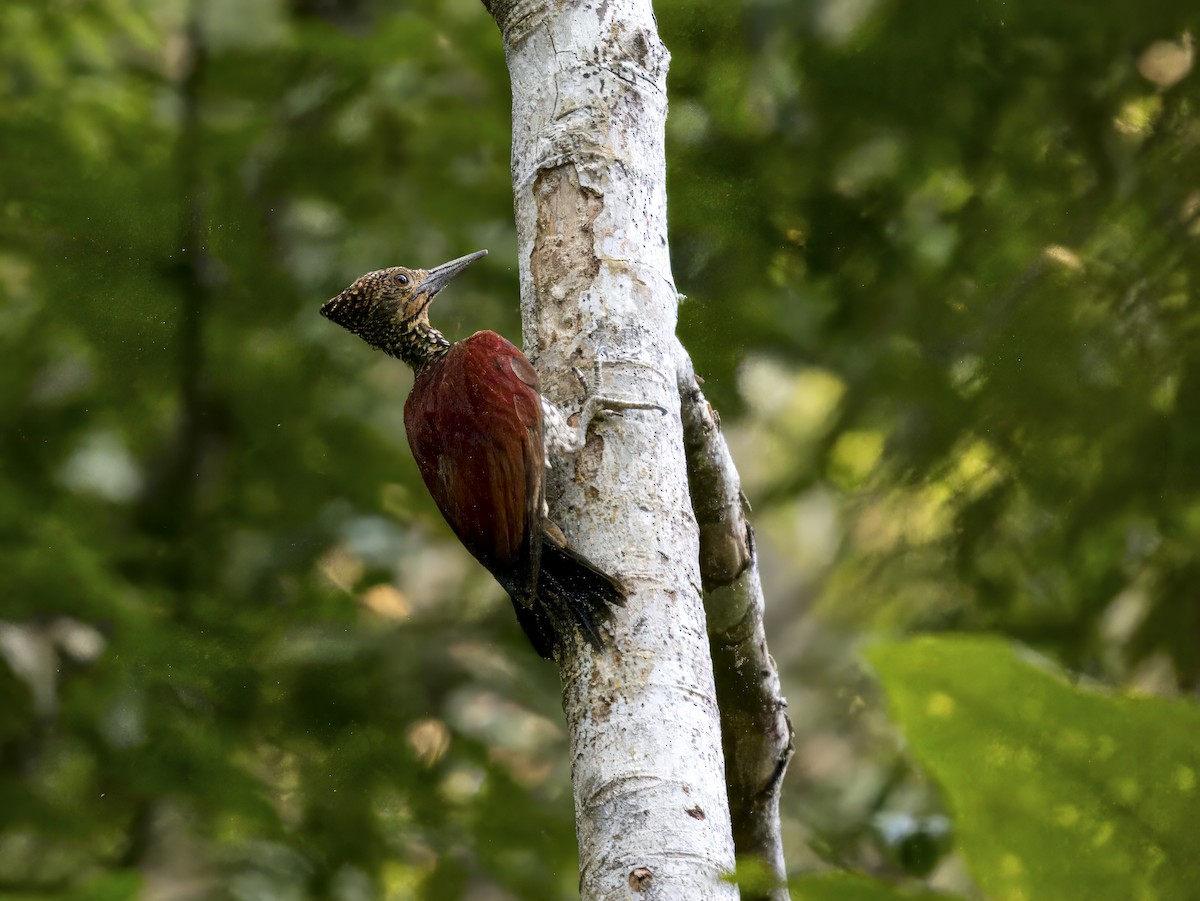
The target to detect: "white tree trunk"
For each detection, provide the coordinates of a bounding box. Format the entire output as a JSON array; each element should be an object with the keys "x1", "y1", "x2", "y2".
[{"x1": 483, "y1": 0, "x2": 740, "y2": 897}]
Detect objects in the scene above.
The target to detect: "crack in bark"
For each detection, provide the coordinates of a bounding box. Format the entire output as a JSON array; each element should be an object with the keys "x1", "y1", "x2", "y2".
[
  {"x1": 546, "y1": 28, "x2": 563, "y2": 123},
  {"x1": 593, "y1": 60, "x2": 661, "y2": 94}
]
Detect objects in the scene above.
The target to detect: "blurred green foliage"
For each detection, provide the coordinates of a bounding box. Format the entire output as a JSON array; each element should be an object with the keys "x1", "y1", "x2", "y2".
[
  {"x1": 0, "y1": 0, "x2": 1197, "y2": 897},
  {"x1": 790, "y1": 872, "x2": 959, "y2": 901}
]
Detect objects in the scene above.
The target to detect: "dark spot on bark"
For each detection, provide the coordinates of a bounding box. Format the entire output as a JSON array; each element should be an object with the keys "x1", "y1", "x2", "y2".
[
  {"x1": 686, "y1": 805, "x2": 705, "y2": 820},
  {"x1": 631, "y1": 30, "x2": 649, "y2": 66},
  {"x1": 594, "y1": 693, "x2": 613, "y2": 721},
  {"x1": 628, "y1": 867, "x2": 653, "y2": 892},
  {"x1": 589, "y1": 667, "x2": 614, "y2": 721},
  {"x1": 698, "y1": 522, "x2": 751, "y2": 587}
]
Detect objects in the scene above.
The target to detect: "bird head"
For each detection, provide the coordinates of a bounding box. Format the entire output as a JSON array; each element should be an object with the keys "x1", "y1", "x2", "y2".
[{"x1": 321, "y1": 249, "x2": 488, "y2": 355}]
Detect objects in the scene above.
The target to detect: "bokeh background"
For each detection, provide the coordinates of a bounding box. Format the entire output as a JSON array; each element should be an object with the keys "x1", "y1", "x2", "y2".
[{"x1": 2, "y1": 0, "x2": 1198, "y2": 897}]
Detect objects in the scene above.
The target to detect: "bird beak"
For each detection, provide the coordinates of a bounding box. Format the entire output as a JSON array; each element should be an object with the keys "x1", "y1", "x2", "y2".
[{"x1": 421, "y1": 249, "x2": 488, "y2": 298}]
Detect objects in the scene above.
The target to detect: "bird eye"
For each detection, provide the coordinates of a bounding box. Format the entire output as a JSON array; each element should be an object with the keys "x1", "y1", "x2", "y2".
[{"x1": 392, "y1": 273, "x2": 409, "y2": 287}]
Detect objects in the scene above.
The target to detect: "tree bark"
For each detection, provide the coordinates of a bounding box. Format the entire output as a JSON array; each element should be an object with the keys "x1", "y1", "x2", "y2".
[{"x1": 483, "y1": 1, "x2": 790, "y2": 897}]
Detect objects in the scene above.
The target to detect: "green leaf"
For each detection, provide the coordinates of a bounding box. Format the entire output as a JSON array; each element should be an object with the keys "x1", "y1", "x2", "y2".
[{"x1": 868, "y1": 636, "x2": 1200, "y2": 900}]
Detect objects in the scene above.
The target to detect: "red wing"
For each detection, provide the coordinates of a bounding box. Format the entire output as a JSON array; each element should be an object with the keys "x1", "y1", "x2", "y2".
[{"x1": 404, "y1": 332, "x2": 544, "y2": 600}]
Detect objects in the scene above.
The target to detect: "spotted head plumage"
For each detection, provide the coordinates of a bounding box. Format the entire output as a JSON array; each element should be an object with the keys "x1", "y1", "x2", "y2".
[
  {"x1": 321, "y1": 266, "x2": 422, "y2": 347},
  {"x1": 321, "y1": 250, "x2": 487, "y2": 372}
]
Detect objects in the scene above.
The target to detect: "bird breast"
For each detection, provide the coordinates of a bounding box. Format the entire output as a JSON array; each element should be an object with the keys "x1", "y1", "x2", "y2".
[{"x1": 402, "y1": 331, "x2": 545, "y2": 584}]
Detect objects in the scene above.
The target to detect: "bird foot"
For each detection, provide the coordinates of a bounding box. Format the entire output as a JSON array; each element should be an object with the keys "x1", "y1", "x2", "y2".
[{"x1": 543, "y1": 347, "x2": 666, "y2": 458}]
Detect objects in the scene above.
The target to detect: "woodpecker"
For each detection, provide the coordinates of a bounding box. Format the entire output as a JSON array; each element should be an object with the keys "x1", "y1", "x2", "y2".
[{"x1": 321, "y1": 249, "x2": 628, "y2": 658}]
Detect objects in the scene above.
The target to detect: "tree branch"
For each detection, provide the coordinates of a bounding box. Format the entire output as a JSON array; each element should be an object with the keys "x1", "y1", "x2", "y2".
[{"x1": 677, "y1": 347, "x2": 794, "y2": 901}]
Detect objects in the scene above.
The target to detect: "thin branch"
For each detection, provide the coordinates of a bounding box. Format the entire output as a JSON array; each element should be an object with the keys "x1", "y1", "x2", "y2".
[{"x1": 677, "y1": 344, "x2": 794, "y2": 901}]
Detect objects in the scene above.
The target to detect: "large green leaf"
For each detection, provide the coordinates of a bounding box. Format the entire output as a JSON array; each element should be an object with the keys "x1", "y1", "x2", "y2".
[{"x1": 869, "y1": 636, "x2": 1200, "y2": 900}]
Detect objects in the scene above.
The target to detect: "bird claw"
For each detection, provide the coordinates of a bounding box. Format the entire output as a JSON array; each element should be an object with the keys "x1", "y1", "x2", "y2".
[
  {"x1": 574, "y1": 345, "x2": 609, "y2": 396},
  {"x1": 571, "y1": 366, "x2": 589, "y2": 391},
  {"x1": 545, "y1": 348, "x2": 668, "y2": 457}
]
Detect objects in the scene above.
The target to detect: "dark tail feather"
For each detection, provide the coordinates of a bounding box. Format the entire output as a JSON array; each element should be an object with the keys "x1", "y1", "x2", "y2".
[{"x1": 513, "y1": 540, "x2": 626, "y2": 659}]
